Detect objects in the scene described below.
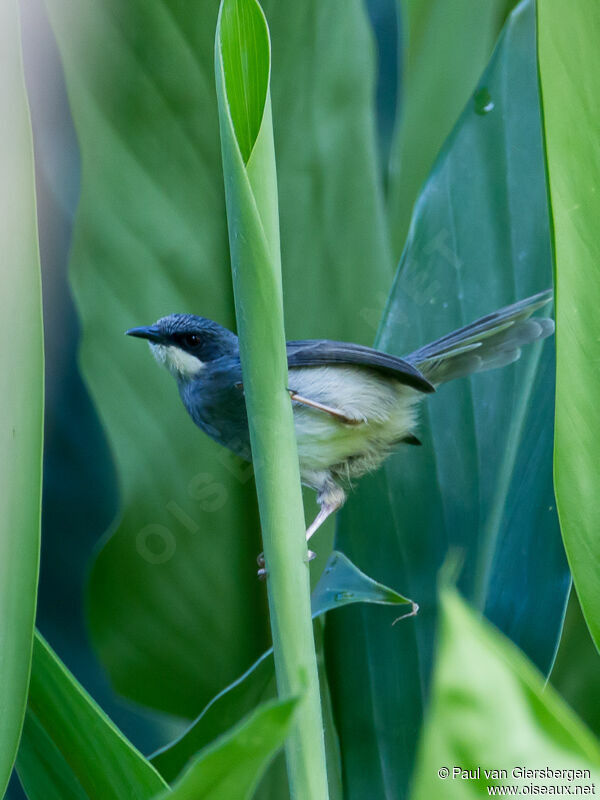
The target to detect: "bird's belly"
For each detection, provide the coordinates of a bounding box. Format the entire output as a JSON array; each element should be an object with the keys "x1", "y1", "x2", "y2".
[
  {"x1": 294, "y1": 410, "x2": 409, "y2": 473},
  {"x1": 289, "y1": 365, "x2": 420, "y2": 481}
]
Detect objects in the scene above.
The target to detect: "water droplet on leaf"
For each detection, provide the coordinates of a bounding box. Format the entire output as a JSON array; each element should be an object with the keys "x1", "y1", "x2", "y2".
[{"x1": 474, "y1": 87, "x2": 494, "y2": 115}]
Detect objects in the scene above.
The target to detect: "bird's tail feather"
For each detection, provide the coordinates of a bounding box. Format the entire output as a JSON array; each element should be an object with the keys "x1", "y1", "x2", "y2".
[{"x1": 407, "y1": 289, "x2": 554, "y2": 385}]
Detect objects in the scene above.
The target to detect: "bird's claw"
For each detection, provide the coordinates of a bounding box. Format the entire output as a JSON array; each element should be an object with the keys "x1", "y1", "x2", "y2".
[
  {"x1": 257, "y1": 552, "x2": 267, "y2": 580},
  {"x1": 256, "y1": 549, "x2": 316, "y2": 579}
]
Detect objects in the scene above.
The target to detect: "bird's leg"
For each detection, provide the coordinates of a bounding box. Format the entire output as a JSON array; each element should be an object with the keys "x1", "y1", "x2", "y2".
[
  {"x1": 257, "y1": 484, "x2": 345, "y2": 579},
  {"x1": 305, "y1": 503, "x2": 336, "y2": 543},
  {"x1": 304, "y1": 493, "x2": 344, "y2": 563},
  {"x1": 288, "y1": 389, "x2": 365, "y2": 425}
]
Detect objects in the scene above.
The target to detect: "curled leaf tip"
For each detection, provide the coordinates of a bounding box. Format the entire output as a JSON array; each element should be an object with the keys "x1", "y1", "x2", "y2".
[{"x1": 393, "y1": 602, "x2": 419, "y2": 626}]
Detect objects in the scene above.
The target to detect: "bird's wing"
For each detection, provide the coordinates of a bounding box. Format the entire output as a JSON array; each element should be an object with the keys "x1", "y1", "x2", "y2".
[{"x1": 286, "y1": 340, "x2": 435, "y2": 394}]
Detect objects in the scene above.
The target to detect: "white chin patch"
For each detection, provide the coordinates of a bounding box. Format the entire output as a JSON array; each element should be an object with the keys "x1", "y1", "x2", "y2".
[{"x1": 149, "y1": 343, "x2": 204, "y2": 379}]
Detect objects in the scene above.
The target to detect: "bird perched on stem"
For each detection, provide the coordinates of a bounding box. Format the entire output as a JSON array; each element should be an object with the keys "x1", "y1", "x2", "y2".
[{"x1": 127, "y1": 290, "x2": 554, "y2": 572}]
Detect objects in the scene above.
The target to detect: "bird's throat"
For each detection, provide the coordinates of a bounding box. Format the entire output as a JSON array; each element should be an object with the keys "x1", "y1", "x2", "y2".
[{"x1": 149, "y1": 343, "x2": 205, "y2": 379}]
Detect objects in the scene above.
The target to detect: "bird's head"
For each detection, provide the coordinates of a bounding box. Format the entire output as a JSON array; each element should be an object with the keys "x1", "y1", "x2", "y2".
[{"x1": 126, "y1": 314, "x2": 238, "y2": 380}]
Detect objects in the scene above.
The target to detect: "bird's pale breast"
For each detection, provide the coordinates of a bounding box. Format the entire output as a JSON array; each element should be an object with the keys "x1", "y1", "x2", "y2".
[{"x1": 289, "y1": 365, "x2": 420, "y2": 482}]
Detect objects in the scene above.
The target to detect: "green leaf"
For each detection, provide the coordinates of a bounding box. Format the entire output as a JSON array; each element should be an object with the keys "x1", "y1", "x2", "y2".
[
  {"x1": 219, "y1": 0, "x2": 270, "y2": 163},
  {"x1": 151, "y1": 551, "x2": 412, "y2": 783},
  {"x1": 311, "y1": 551, "x2": 415, "y2": 616},
  {"x1": 44, "y1": 0, "x2": 391, "y2": 721},
  {"x1": 153, "y1": 652, "x2": 274, "y2": 784},
  {"x1": 551, "y1": 590, "x2": 600, "y2": 740},
  {"x1": 387, "y1": 0, "x2": 511, "y2": 258},
  {"x1": 16, "y1": 634, "x2": 168, "y2": 800},
  {"x1": 157, "y1": 699, "x2": 296, "y2": 800},
  {"x1": 327, "y1": 2, "x2": 569, "y2": 796},
  {"x1": 0, "y1": 1, "x2": 44, "y2": 794},
  {"x1": 538, "y1": 0, "x2": 600, "y2": 650},
  {"x1": 16, "y1": 713, "x2": 88, "y2": 800},
  {"x1": 411, "y1": 590, "x2": 600, "y2": 800}
]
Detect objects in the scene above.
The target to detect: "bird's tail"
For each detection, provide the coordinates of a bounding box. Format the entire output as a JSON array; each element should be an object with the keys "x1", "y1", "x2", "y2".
[{"x1": 406, "y1": 289, "x2": 554, "y2": 386}]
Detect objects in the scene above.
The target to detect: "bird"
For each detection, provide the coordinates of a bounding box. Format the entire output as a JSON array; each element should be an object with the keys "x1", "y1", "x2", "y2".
[{"x1": 126, "y1": 289, "x2": 554, "y2": 572}]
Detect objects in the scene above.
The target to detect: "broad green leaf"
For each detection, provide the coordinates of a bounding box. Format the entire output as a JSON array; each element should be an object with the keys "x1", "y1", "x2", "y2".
[
  {"x1": 151, "y1": 551, "x2": 411, "y2": 783},
  {"x1": 45, "y1": 0, "x2": 390, "y2": 721},
  {"x1": 157, "y1": 699, "x2": 296, "y2": 800},
  {"x1": 16, "y1": 713, "x2": 88, "y2": 800},
  {"x1": 387, "y1": 0, "x2": 510, "y2": 258},
  {"x1": 327, "y1": 2, "x2": 569, "y2": 797},
  {"x1": 265, "y1": 0, "x2": 392, "y2": 344},
  {"x1": 16, "y1": 634, "x2": 168, "y2": 800},
  {"x1": 538, "y1": 0, "x2": 600, "y2": 650},
  {"x1": 411, "y1": 590, "x2": 600, "y2": 800},
  {"x1": 0, "y1": 1, "x2": 44, "y2": 793},
  {"x1": 153, "y1": 652, "x2": 274, "y2": 784}
]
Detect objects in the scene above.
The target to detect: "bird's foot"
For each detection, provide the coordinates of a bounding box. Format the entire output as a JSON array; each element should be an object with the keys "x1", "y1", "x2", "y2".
[
  {"x1": 256, "y1": 549, "x2": 316, "y2": 579},
  {"x1": 257, "y1": 552, "x2": 266, "y2": 581}
]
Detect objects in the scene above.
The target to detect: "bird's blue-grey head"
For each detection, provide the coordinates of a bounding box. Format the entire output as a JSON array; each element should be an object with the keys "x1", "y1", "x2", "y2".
[{"x1": 126, "y1": 314, "x2": 238, "y2": 381}]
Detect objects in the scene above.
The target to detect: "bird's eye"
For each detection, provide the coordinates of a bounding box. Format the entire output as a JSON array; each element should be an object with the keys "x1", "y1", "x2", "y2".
[{"x1": 182, "y1": 333, "x2": 201, "y2": 349}]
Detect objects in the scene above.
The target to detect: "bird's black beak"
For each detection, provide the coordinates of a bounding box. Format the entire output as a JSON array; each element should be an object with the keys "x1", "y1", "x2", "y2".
[{"x1": 125, "y1": 325, "x2": 162, "y2": 343}]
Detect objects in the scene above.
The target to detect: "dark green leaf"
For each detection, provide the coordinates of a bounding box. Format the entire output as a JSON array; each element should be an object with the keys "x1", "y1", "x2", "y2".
[
  {"x1": 157, "y1": 699, "x2": 296, "y2": 800},
  {"x1": 16, "y1": 634, "x2": 168, "y2": 800},
  {"x1": 44, "y1": 0, "x2": 391, "y2": 723},
  {"x1": 327, "y1": 2, "x2": 569, "y2": 797},
  {"x1": 16, "y1": 712, "x2": 88, "y2": 800},
  {"x1": 153, "y1": 652, "x2": 273, "y2": 784},
  {"x1": 551, "y1": 591, "x2": 600, "y2": 740},
  {"x1": 538, "y1": 0, "x2": 600, "y2": 651},
  {"x1": 411, "y1": 590, "x2": 600, "y2": 800},
  {"x1": 0, "y1": 2, "x2": 44, "y2": 793},
  {"x1": 152, "y1": 551, "x2": 411, "y2": 782},
  {"x1": 387, "y1": 0, "x2": 511, "y2": 258}
]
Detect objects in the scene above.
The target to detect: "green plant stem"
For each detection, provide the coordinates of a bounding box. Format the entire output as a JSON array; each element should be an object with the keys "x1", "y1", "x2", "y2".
[
  {"x1": 215, "y1": 1, "x2": 329, "y2": 796},
  {"x1": 225, "y1": 136, "x2": 330, "y2": 798}
]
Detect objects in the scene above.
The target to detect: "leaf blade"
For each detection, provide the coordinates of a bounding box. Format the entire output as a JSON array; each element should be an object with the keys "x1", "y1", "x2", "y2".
[
  {"x1": 16, "y1": 634, "x2": 168, "y2": 800},
  {"x1": 538, "y1": 0, "x2": 600, "y2": 650},
  {"x1": 411, "y1": 590, "x2": 600, "y2": 800},
  {"x1": 158, "y1": 699, "x2": 297, "y2": 800},
  {"x1": 0, "y1": 1, "x2": 44, "y2": 793},
  {"x1": 387, "y1": 0, "x2": 511, "y2": 258}
]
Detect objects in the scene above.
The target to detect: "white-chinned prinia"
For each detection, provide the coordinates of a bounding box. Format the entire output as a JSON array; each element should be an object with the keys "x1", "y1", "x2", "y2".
[{"x1": 126, "y1": 289, "x2": 554, "y2": 572}]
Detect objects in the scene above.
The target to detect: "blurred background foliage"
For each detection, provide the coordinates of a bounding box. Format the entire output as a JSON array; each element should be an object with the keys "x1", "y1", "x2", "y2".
[{"x1": 6, "y1": 0, "x2": 600, "y2": 797}]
